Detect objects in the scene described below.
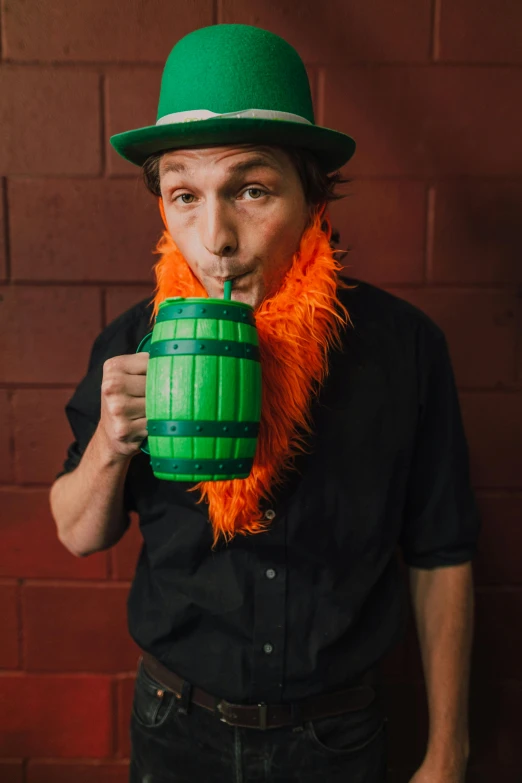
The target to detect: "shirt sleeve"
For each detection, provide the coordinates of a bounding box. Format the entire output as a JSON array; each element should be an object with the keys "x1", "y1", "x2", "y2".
[
  {"x1": 399, "y1": 325, "x2": 482, "y2": 569},
  {"x1": 55, "y1": 302, "x2": 151, "y2": 513}
]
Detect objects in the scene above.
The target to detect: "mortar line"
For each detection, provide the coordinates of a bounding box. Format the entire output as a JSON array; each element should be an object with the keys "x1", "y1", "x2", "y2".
[
  {"x1": 2, "y1": 178, "x2": 11, "y2": 281},
  {"x1": 425, "y1": 184, "x2": 436, "y2": 284},
  {"x1": 100, "y1": 286, "x2": 107, "y2": 329},
  {"x1": 431, "y1": 0, "x2": 442, "y2": 61},
  {"x1": 99, "y1": 73, "x2": 106, "y2": 176}
]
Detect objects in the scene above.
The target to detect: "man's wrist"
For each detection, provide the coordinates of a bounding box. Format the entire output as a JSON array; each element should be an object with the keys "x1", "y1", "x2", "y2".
[
  {"x1": 425, "y1": 735, "x2": 470, "y2": 771},
  {"x1": 91, "y1": 424, "x2": 134, "y2": 470}
]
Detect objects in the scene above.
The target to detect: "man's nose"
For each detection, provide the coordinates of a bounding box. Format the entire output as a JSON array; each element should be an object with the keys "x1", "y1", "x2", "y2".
[{"x1": 201, "y1": 198, "x2": 237, "y2": 258}]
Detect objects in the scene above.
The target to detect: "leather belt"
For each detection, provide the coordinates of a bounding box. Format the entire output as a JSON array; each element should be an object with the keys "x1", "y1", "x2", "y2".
[{"x1": 141, "y1": 651, "x2": 377, "y2": 731}]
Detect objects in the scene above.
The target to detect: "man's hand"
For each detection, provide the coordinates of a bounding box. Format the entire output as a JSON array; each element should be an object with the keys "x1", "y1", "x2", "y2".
[{"x1": 98, "y1": 352, "x2": 149, "y2": 460}]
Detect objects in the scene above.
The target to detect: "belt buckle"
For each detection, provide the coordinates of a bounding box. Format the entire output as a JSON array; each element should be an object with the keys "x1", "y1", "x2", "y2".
[
  {"x1": 217, "y1": 700, "x2": 241, "y2": 727},
  {"x1": 216, "y1": 700, "x2": 268, "y2": 730}
]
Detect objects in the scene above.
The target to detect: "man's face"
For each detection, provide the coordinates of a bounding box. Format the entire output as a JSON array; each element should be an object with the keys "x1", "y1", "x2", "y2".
[{"x1": 158, "y1": 144, "x2": 310, "y2": 309}]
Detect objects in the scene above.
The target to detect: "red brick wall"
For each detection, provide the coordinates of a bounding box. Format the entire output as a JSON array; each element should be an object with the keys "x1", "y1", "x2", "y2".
[{"x1": 1, "y1": 2, "x2": 521, "y2": 781}]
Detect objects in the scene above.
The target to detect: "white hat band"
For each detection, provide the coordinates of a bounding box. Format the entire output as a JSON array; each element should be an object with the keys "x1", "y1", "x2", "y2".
[{"x1": 156, "y1": 108, "x2": 313, "y2": 126}]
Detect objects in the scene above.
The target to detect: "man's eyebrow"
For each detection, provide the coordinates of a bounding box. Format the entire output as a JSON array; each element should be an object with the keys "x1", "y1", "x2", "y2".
[
  {"x1": 160, "y1": 155, "x2": 283, "y2": 178},
  {"x1": 160, "y1": 160, "x2": 187, "y2": 176},
  {"x1": 226, "y1": 156, "x2": 284, "y2": 177}
]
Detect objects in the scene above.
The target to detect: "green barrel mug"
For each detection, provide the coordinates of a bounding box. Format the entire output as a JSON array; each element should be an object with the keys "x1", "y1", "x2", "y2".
[{"x1": 136, "y1": 295, "x2": 262, "y2": 482}]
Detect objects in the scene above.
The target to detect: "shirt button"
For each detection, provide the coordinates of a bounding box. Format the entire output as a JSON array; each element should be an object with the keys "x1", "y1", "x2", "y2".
[
  {"x1": 263, "y1": 643, "x2": 274, "y2": 655},
  {"x1": 265, "y1": 568, "x2": 276, "y2": 580},
  {"x1": 264, "y1": 509, "x2": 276, "y2": 520}
]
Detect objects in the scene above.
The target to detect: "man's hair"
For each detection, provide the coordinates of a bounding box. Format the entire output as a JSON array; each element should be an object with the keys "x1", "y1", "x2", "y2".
[{"x1": 141, "y1": 145, "x2": 350, "y2": 225}]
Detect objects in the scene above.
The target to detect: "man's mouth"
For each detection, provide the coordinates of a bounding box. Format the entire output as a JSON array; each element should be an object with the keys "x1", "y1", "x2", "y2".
[{"x1": 214, "y1": 271, "x2": 250, "y2": 286}]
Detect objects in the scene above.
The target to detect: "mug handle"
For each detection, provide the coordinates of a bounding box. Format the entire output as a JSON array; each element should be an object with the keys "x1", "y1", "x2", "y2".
[{"x1": 136, "y1": 332, "x2": 153, "y2": 455}]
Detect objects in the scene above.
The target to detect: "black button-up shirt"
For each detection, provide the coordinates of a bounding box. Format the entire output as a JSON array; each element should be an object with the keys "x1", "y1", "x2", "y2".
[{"x1": 56, "y1": 279, "x2": 481, "y2": 704}]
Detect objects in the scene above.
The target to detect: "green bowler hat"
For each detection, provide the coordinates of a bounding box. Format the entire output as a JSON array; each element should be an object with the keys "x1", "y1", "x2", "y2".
[{"x1": 110, "y1": 24, "x2": 356, "y2": 173}]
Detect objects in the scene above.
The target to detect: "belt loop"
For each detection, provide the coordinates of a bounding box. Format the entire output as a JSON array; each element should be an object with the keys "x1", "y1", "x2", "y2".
[
  {"x1": 178, "y1": 679, "x2": 193, "y2": 715},
  {"x1": 290, "y1": 701, "x2": 304, "y2": 732},
  {"x1": 258, "y1": 702, "x2": 268, "y2": 731}
]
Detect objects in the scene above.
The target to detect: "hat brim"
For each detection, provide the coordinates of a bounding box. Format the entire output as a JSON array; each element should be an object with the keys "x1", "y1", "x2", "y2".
[{"x1": 110, "y1": 118, "x2": 356, "y2": 173}]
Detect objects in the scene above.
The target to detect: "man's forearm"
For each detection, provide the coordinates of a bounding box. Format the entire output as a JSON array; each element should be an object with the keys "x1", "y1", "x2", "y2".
[
  {"x1": 49, "y1": 425, "x2": 133, "y2": 557},
  {"x1": 408, "y1": 562, "x2": 474, "y2": 770}
]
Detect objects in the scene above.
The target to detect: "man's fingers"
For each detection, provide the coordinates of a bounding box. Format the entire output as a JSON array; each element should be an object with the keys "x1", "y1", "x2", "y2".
[
  {"x1": 122, "y1": 374, "x2": 147, "y2": 398},
  {"x1": 104, "y1": 352, "x2": 150, "y2": 376}
]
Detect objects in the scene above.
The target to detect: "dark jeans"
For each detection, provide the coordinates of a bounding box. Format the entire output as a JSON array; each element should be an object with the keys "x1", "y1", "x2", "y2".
[{"x1": 129, "y1": 658, "x2": 388, "y2": 783}]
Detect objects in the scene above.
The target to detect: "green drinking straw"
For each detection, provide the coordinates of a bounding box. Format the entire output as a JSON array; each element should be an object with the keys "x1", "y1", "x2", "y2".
[{"x1": 224, "y1": 280, "x2": 232, "y2": 300}]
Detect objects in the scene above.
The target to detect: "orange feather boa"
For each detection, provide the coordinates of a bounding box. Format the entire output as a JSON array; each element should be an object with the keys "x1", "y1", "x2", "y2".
[{"x1": 147, "y1": 200, "x2": 354, "y2": 548}]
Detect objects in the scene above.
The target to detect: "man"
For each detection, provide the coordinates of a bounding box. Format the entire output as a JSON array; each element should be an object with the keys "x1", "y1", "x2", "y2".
[{"x1": 49, "y1": 23, "x2": 480, "y2": 783}]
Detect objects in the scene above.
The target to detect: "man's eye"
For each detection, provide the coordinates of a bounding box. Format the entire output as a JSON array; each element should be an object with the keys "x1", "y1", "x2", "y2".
[
  {"x1": 243, "y1": 188, "x2": 265, "y2": 200},
  {"x1": 176, "y1": 193, "x2": 195, "y2": 204}
]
